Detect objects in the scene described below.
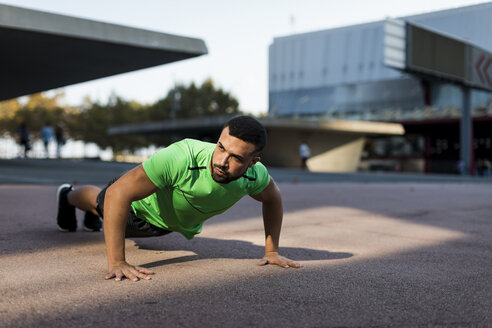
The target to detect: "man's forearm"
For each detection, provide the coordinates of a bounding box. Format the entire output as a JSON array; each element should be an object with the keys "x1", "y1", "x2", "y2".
[
  {"x1": 103, "y1": 188, "x2": 130, "y2": 266},
  {"x1": 262, "y1": 198, "x2": 283, "y2": 254}
]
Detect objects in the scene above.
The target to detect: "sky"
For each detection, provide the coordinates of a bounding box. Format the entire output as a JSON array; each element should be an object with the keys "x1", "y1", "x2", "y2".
[{"x1": 1, "y1": 0, "x2": 490, "y2": 115}]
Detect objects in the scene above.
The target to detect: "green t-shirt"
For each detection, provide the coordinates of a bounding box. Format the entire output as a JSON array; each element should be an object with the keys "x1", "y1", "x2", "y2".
[{"x1": 131, "y1": 139, "x2": 270, "y2": 239}]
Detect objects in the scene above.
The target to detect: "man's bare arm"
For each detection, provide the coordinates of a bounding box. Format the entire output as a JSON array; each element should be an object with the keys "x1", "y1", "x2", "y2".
[
  {"x1": 103, "y1": 165, "x2": 159, "y2": 281},
  {"x1": 250, "y1": 177, "x2": 302, "y2": 268}
]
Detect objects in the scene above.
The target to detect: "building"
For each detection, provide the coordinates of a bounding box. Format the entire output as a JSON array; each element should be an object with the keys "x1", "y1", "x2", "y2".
[{"x1": 269, "y1": 3, "x2": 492, "y2": 174}]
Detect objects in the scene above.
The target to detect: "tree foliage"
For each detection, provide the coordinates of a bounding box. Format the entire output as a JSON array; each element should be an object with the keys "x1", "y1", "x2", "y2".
[
  {"x1": 0, "y1": 79, "x2": 241, "y2": 156},
  {"x1": 71, "y1": 95, "x2": 150, "y2": 154},
  {"x1": 148, "y1": 78, "x2": 240, "y2": 120},
  {"x1": 0, "y1": 92, "x2": 73, "y2": 138}
]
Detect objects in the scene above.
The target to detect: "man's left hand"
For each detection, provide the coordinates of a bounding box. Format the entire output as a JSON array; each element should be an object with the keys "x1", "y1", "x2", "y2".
[{"x1": 258, "y1": 252, "x2": 302, "y2": 268}]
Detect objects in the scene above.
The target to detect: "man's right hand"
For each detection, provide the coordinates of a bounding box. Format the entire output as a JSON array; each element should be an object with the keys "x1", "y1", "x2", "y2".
[
  {"x1": 103, "y1": 165, "x2": 160, "y2": 282},
  {"x1": 105, "y1": 261, "x2": 154, "y2": 282}
]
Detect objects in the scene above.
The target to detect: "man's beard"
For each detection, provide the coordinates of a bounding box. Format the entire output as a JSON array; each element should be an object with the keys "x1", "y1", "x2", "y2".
[{"x1": 211, "y1": 163, "x2": 245, "y2": 184}]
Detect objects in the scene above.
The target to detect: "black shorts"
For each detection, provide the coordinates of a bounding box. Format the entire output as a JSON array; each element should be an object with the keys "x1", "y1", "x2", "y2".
[{"x1": 96, "y1": 178, "x2": 172, "y2": 238}]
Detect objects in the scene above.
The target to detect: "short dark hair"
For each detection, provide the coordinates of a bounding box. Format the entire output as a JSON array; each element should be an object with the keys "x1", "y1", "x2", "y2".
[{"x1": 224, "y1": 115, "x2": 267, "y2": 153}]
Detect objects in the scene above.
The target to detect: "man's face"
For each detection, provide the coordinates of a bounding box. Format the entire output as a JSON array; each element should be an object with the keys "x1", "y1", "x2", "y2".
[{"x1": 210, "y1": 127, "x2": 260, "y2": 184}]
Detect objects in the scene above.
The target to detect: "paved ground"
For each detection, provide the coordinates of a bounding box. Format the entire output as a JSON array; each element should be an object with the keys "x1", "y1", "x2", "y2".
[
  {"x1": 1, "y1": 159, "x2": 491, "y2": 327},
  {"x1": 1, "y1": 158, "x2": 490, "y2": 185}
]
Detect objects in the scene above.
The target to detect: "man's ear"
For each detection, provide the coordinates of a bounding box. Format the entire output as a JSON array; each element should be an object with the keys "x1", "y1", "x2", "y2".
[{"x1": 249, "y1": 156, "x2": 261, "y2": 168}]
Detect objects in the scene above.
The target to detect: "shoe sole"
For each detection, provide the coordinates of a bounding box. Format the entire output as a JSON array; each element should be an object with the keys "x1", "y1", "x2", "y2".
[
  {"x1": 56, "y1": 183, "x2": 75, "y2": 232},
  {"x1": 57, "y1": 224, "x2": 74, "y2": 232},
  {"x1": 83, "y1": 225, "x2": 100, "y2": 232}
]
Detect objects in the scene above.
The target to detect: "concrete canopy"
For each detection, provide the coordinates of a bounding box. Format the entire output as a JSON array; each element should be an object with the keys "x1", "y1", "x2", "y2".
[
  {"x1": 0, "y1": 4, "x2": 208, "y2": 101},
  {"x1": 108, "y1": 116, "x2": 404, "y2": 172},
  {"x1": 108, "y1": 115, "x2": 404, "y2": 137}
]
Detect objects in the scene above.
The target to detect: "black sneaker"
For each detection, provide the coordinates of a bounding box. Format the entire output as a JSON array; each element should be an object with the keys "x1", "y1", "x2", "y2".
[
  {"x1": 83, "y1": 212, "x2": 102, "y2": 232},
  {"x1": 56, "y1": 184, "x2": 77, "y2": 232}
]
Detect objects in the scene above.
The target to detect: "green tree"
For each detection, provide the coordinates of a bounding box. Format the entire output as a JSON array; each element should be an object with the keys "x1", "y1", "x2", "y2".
[
  {"x1": 0, "y1": 98, "x2": 21, "y2": 133},
  {"x1": 0, "y1": 92, "x2": 74, "y2": 140},
  {"x1": 72, "y1": 95, "x2": 150, "y2": 155},
  {"x1": 148, "y1": 78, "x2": 240, "y2": 121},
  {"x1": 0, "y1": 78, "x2": 241, "y2": 157}
]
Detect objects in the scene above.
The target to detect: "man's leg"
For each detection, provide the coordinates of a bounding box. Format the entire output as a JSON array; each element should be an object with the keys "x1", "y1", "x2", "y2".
[
  {"x1": 59, "y1": 180, "x2": 171, "y2": 237},
  {"x1": 44, "y1": 141, "x2": 49, "y2": 157},
  {"x1": 57, "y1": 184, "x2": 102, "y2": 232},
  {"x1": 67, "y1": 186, "x2": 100, "y2": 216}
]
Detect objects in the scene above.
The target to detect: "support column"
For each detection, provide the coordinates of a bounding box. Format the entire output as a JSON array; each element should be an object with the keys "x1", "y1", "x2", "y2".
[
  {"x1": 424, "y1": 134, "x2": 431, "y2": 173},
  {"x1": 460, "y1": 86, "x2": 472, "y2": 175}
]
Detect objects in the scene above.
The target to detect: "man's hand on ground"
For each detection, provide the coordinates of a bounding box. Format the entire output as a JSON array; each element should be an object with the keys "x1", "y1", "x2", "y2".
[
  {"x1": 105, "y1": 261, "x2": 155, "y2": 282},
  {"x1": 258, "y1": 251, "x2": 302, "y2": 268}
]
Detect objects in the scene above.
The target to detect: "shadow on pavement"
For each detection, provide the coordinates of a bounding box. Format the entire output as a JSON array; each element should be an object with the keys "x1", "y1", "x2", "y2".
[
  {"x1": 133, "y1": 234, "x2": 352, "y2": 269},
  {"x1": 5, "y1": 236, "x2": 491, "y2": 328}
]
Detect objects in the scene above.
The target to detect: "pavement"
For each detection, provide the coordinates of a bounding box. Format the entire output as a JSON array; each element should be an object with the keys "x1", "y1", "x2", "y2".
[
  {"x1": 1, "y1": 158, "x2": 491, "y2": 185},
  {"x1": 1, "y1": 159, "x2": 491, "y2": 327}
]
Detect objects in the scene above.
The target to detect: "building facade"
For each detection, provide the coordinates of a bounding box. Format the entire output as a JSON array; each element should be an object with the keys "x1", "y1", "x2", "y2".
[
  {"x1": 268, "y1": 3, "x2": 492, "y2": 174},
  {"x1": 269, "y1": 2, "x2": 492, "y2": 120}
]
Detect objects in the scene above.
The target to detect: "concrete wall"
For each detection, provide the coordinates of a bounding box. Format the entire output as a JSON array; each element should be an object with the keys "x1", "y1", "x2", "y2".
[
  {"x1": 261, "y1": 127, "x2": 366, "y2": 172},
  {"x1": 307, "y1": 138, "x2": 366, "y2": 172}
]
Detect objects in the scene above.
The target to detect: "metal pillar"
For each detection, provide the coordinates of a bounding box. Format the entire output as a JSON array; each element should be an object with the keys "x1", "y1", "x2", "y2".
[{"x1": 460, "y1": 86, "x2": 472, "y2": 175}]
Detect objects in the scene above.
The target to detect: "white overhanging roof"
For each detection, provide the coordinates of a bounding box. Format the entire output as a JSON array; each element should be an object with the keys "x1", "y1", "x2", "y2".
[{"x1": 0, "y1": 4, "x2": 208, "y2": 101}]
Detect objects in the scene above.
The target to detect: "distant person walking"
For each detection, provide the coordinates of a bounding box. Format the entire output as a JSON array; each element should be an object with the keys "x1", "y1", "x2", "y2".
[
  {"x1": 40, "y1": 123, "x2": 54, "y2": 158},
  {"x1": 484, "y1": 159, "x2": 492, "y2": 177},
  {"x1": 17, "y1": 122, "x2": 31, "y2": 158},
  {"x1": 299, "y1": 142, "x2": 310, "y2": 170},
  {"x1": 55, "y1": 125, "x2": 65, "y2": 159},
  {"x1": 476, "y1": 158, "x2": 491, "y2": 177},
  {"x1": 457, "y1": 160, "x2": 466, "y2": 175}
]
